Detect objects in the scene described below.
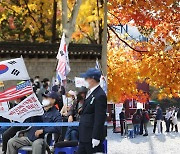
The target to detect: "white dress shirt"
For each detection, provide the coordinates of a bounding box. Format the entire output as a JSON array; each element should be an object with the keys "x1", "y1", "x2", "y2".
[{"x1": 86, "y1": 84, "x2": 100, "y2": 99}]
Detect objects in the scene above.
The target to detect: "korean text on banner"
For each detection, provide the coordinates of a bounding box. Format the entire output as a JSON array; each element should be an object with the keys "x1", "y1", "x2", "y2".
[
  {"x1": 0, "y1": 93, "x2": 44, "y2": 122},
  {"x1": 0, "y1": 101, "x2": 9, "y2": 113},
  {"x1": 74, "y1": 77, "x2": 88, "y2": 88}
]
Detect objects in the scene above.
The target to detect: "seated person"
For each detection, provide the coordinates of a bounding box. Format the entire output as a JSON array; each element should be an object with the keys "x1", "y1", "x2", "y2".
[
  {"x1": 6, "y1": 91, "x2": 62, "y2": 154},
  {"x1": 64, "y1": 87, "x2": 87, "y2": 141},
  {"x1": 2, "y1": 97, "x2": 28, "y2": 154}
]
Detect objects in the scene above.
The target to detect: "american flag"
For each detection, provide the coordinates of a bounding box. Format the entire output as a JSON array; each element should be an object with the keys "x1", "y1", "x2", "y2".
[
  {"x1": 56, "y1": 61, "x2": 66, "y2": 78},
  {"x1": 0, "y1": 80, "x2": 33, "y2": 102}
]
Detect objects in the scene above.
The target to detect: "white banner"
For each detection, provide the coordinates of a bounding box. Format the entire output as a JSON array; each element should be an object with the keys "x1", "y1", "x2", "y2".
[
  {"x1": 0, "y1": 57, "x2": 30, "y2": 81},
  {"x1": 137, "y1": 102, "x2": 144, "y2": 109},
  {"x1": 0, "y1": 101, "x2": 9, "y2": 113},
  {"x1": 0, "y1": 93, "x2": 44, "y2": 122},
  {"x1": 115, "y1": 103, "x2": 123, "y2": 127},
  {"x1": 74, "y1": 77, "x2": 88, "y2": 88}
]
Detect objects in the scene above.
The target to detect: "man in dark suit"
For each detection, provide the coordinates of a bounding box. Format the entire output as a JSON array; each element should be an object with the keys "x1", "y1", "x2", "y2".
[{"x1": 78, "y1": 68, "x2": 107, "y2": 154}]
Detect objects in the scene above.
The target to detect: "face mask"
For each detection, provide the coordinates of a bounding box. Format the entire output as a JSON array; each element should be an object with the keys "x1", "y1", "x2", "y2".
[
  {"x1": 85, "y1": 81, "x2": 90, "y2": 88},
  {"x1": 42, "y1": 99, "x2": 50, "y2": 107},
  {"x1": 34, "y1": 79, "x2": 39, "y2": 83},
  {"x1": 55, "y1": 80, "x2": 59, "y2": 85}
]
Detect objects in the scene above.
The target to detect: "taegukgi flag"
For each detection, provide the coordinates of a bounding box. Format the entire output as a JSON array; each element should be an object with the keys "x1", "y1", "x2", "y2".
[
  {"x1": 56, "y1": 33, "x2": 70, "y2": 80},
  {"x1": 0, "y1": 93, "x2": 44, "y2": 122},
  {"x1": 0, "y1": 57, "x2": 30, "y2": 81}
]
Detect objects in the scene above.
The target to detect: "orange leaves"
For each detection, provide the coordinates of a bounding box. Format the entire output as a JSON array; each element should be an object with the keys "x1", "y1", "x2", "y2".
[
  {"x1": 108, "y1": 0, "x2": 179, "y2": 101},
  {"x1": 8, "y1": 16, "x2": 16, "y2": 30},
  {"x1": 71, "y1": 31, "x2": 83, "y2": 42}
]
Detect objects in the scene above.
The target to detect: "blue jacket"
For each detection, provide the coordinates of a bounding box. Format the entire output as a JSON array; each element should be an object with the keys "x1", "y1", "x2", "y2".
[
  {"x1": 27, "y1": 106, "x2": 62, "y2": 141},
  {"x1": 156, "y1": 108, "x2": 163, "y2": 120}
]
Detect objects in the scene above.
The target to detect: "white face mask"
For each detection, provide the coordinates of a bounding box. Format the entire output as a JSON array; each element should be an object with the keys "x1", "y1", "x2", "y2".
[
  {"x1": 55, "y1": 80, "x2": 59, "y2": 85},
  {"x1": 85, "y1": 81, "x2": 90, "y2": 88},
  {"x1": 42, "y1": 99, "x2": 50, "y2": 107},
  {"x1": 34, "y1": 79, "x2": 39, "y2": 83}
]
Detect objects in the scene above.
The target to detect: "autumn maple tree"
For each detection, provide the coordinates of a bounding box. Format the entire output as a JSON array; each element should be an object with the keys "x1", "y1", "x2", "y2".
[
  {"x1": 0, "y1": 0, "x2": 104, "y2": 44},
  {"x1": 107, "y1": 0, "x2": 179, "y2": 102}
]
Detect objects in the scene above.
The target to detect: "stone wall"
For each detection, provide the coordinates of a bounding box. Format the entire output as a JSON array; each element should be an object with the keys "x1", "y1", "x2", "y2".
[
  {"x1": 24, "y1": 58, "x2": 95, "y2": 80},
  {"x1": 0, "y1": 42, "x2": 100, "y2": 90},
  {"x1": 0, "y1": 57, "x2": 95, "y2": 89}
]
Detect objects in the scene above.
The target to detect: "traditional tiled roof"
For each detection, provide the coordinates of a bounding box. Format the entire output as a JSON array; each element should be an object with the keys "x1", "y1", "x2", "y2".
[{"x1": 0, "y1": 42, "x2": 102, "y2": 59}]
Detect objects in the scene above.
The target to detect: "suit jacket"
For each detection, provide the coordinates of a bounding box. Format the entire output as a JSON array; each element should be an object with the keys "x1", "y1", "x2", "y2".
[{"x1": 79, "y1": 86, "x2": 107, "y2": 142}]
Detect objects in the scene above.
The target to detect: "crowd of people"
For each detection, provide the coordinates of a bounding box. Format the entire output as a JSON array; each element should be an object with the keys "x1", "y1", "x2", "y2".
[
  {"x1": 0, "y1": 76, "x2": 87, "y2": 153},
  {"x1": 118, "y1": 104, "x2": 179, "y2": 138},
  {"x1": 0, "y1": 67, "x2": 107, "y2": 154}
]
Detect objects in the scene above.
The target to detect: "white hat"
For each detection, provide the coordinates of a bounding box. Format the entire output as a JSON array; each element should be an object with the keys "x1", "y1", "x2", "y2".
[{"x1": 68, "y1": 90, "x2": 76, "y2": 97}]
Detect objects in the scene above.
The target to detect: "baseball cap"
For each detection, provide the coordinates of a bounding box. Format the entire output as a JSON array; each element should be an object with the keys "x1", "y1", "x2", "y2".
[
  {"x1": 80, "y1": 68, "x2": 101, "y2": 81},
  {"x1": 44, "y1": 91, "x2": 59, "y2": 100}
]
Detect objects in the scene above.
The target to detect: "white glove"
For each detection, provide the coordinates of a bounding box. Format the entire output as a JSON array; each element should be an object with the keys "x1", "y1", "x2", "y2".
[{"x1": 92, "y1": 139, "x2": 100, "y2": 148}]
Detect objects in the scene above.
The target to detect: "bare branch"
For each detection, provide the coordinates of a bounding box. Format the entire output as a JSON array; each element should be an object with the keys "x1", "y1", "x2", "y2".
[{"x1": 108, "y1": 24, "x2": 148, "y2": 53}]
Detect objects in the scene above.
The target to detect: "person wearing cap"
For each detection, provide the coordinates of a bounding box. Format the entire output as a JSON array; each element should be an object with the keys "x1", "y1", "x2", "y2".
[
  {"x1": 78, "y1": 68, "x2": 107, "y2": 154},
  {"x1": 6, "y1": 91, "x2": 62, "y2": 154}
]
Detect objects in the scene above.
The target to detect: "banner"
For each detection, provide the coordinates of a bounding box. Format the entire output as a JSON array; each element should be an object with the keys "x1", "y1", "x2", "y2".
[
  {"x1": 0, "y1": 80, "x2": 33, "y2": 102},
  {"x1": 0, "y1": 57, "x2": 30, "y2": 81},
  {"x1": 0, "y1": 93, "x2": 44, "y2": 122},
  {"x1": 137, "y1": 102, "x2": 144, "y2": 109},
  {"x1": 115, "y1": 103, "x2": 123, "y2": 127},
  {"x1": 74, "y1": 77, "x2": 88, "y2": 88},
  {"x1": 56, "y1": 33, "x2": 70, "y2": 80},
  {"x1": 0, "y1": 101, "x2": 9, "y2": 113}
]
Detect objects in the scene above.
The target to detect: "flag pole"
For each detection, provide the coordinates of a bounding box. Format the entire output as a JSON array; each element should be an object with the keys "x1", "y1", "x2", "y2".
[{"x1": 96, "y1": 58, "x2": 107, "y2": 83}]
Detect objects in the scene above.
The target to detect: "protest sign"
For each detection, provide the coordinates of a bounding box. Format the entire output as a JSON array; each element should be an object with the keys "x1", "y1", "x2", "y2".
[
  {"x1": 0, "y1": 101, "x2": 9, "y2": 113},
  {"x1": 0, "y1": 57, "x2": 30, "y2": 81},
  {"x1": 0, "y1": 80, "x2": 33, "y2": 102},
  {"x1": 137, "y1": 102, "x2": 144, "y2": 109},
  {"x1": 115, "y1": 103, "x2": 123, "y2": 127},
  {"x1": 74, "y1": 77, "x2": 88, "y2": 88},
  {"x1": 0, "y1": 93, "x2": 44, "y2": 122}
]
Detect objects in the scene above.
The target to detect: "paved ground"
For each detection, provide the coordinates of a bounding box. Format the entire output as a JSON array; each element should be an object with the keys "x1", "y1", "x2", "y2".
[{"x1": 107, "y1": 122, "x2": 180, "y2": 154}]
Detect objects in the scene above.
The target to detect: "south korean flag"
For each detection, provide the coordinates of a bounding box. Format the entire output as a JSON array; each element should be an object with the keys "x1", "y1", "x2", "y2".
[{"x1": 0, "y1": 57, "x2": 30, "y2": 81}]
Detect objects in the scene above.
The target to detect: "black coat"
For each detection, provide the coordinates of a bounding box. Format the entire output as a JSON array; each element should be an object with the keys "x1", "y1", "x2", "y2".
[{"x1": 79, "y1": 86, "x2": 107, "y2": 142}]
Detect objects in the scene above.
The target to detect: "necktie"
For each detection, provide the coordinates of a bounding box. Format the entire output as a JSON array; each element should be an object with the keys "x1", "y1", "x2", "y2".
[{"x1": 86, "y1": 90, "x2": 91, "y2": 99}]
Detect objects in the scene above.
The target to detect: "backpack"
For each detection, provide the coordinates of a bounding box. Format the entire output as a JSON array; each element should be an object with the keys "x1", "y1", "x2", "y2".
[
  {"x1": 134, "y1": 114, "x2": 141, "y2": 123},
  {"x1": 145, "y1": 113, "x2": 150, "y2": 121}
]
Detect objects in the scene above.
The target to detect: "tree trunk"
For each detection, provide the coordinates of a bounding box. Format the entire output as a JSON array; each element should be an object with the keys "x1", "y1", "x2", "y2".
[
  {"x1": 51, "y1": 0, "x2": 57, "y2": 43},
  {"x1": 62, "y1": 0, "x2": 82, "y2": 46},
  {"x1": 101, "y1": 0, "x2": 107, "y2": 75}
]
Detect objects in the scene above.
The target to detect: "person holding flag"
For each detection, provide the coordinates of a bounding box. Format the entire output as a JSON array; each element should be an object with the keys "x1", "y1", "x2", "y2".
[{"x1": 78, "y1": 68, "x2": 107, "y2": 154}]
